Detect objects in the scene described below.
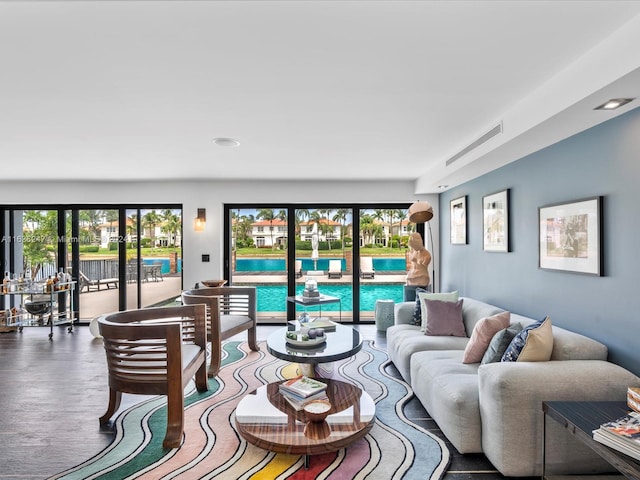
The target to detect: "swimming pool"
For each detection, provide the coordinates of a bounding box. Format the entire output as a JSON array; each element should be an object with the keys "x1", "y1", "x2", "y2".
[
  {"x1": 252, "y1": 283, "x2": 404, "y2": 312},
  {"x1": 236, "y1": 257, "x2": 406, "y2": 272}
]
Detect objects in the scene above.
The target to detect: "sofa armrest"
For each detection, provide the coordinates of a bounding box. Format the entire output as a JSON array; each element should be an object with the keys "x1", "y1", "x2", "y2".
[
  {"x1": 394, "y1": 301, "x2": 415, "y2": 325},
  {"x1": 478, "y1": 360, "x2": 640, "y2": 477}
]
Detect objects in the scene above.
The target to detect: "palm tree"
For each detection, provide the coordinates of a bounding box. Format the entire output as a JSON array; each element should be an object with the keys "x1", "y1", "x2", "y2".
[
  {"x1": 317, "y1": 209, "x2": 335, "y2": 250},
  {"x1": 142, "y1": 210, "x2": 162, "y2": 245},
  {"x1": 127, "y1": 213, "x2": 138, "y2": 241},
  {"x1": 371, "y1": 209, "x2": 387, "y2": 246},
  {"x1": 393, "y1": 209, "x2": 408, "y2": 248},
  {"x1": 256, "y1": 208, "x2": 276, "y2": 250},
  {"x1": 236, "y1": 213, "x2": 254, "y2": 247},
  {"x1": 162, "y1": 211, "x2": 181, "y2": 247},
  {"x1": 295, "y1": 209, "x2": 310, "y2": 238},
  {"x1": 104, "y1": 210, "x2": 119, "y2": 245},
  {"x1": 360, "y1": 214, "x2": 378, "y2": 246},
  {"x1": 332, "y1": 209, "x2": 349, "y2": 255},
  {"x1": 276, "y1": 209, "x2": 288, "y2": 248}
]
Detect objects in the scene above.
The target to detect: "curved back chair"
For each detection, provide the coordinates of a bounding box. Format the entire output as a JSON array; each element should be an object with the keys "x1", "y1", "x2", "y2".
[
  {"x1": 98, "y1": 304, "x2": 208, "y2": 449},
  {"x1": 181, "y1": 286, "x2": 259, "y2": 378}
]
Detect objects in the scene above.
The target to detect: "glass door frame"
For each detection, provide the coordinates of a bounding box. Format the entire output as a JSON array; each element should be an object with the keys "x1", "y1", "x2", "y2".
[
  {"x1": 224, "y1": 202, "x2": 416, "y2": 324},
  {"x1": 1, "y1": 203, "x2": 183, "y2": 320}
]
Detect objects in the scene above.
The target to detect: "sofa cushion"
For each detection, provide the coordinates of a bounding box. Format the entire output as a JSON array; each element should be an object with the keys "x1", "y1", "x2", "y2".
[
  {"x1": 463, "y1": 311, "x2": 511, "y2": 364},
  {"x1": 502, "y1": 316, "x2": 553, "y2": 362},
  {"x1": 410, "y1": 287, "x2": 428, "y2": 326},
  {"x1": 410, "y1": 350, "x2": 483, "y2": 454},
  {"x1": 417, "y1": 290, "x2": 459, "y2": 331},
  {"x1": 387, "y1": 324, "x2": 469, "y2": 382},
  {"x1": 425, "y1": 298, "x2": 466, "y2": 337},
  {"x1": 481, "y1": 323, "x2": 523, "y2": 364}
]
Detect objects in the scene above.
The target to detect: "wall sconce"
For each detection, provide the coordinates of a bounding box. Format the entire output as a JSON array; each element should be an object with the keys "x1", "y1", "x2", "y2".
[{"x1": 194, "y1": 208, "x2": 206, "y2": 232}]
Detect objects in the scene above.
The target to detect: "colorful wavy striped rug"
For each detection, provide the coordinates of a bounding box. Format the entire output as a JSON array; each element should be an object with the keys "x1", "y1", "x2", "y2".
[{"x1": 50, "y1": 340, "x2": 449, "y2": 479}]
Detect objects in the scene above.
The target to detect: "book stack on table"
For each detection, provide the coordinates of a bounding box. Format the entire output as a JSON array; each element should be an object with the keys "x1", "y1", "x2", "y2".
[
  {"x1": 593, "y1": 410, "x2": 640, "y2": 461},
  {"x1": 279, "y1": 376, "x2": 329, "y2": 411}
]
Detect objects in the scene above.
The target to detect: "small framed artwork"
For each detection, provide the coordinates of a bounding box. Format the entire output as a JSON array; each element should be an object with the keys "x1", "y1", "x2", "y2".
[
  {"x1": 483, "y1": 189, "x2": 509, "y2": 252},
  {"x1": 450, "y1": 195, "x2": 467, "y2": 244},
  {"x1": 538, "y1": 196, "x2": 603, "y2": 276}
]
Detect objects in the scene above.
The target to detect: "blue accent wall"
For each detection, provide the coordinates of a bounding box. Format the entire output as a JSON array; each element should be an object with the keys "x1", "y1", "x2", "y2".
[{"x1": 439, "y1": 106, "x2": 640, "y2": 375}]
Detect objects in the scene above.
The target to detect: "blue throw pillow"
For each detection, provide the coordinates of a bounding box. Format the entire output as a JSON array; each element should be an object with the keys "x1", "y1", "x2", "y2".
[
  {"x1": 501, "y1": 317, "x2": 549, "y2": 362},
  {"x1": 410, "y1": 287, "x2": 428, "y2": 325},
  {"x1": 481, "y1": 323, "x2": 522, "y2": 364}
]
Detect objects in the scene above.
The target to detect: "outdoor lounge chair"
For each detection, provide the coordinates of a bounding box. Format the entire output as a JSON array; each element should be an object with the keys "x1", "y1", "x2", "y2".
[
  {"x1": 360, "y1": 257, "x2": 375, "y2": 279},
  {"x1": 295, "y1": 260, "x2": 303, "y2": 278},
  {"x1": 327, "y1": 260, "x2": 343, "y2": 279},
  {"x1": 79, "y1": 271, "x2": 119, "y2": 292}
]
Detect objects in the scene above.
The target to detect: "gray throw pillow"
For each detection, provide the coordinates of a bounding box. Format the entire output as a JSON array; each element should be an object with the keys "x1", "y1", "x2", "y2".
[
  {"x1": 424, "y1": 298, "x2": 466, "y2": 337},
  {"x1": 481, "y1": 323, "x2": 523, "y2": 364}
]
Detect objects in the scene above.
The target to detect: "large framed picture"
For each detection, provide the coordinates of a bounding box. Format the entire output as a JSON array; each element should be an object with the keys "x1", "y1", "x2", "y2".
[
  {"x1": 450, "y1": 196, "x2": 467, "y2": 244},
  {"x1": 538, "y1": 196, "x2": 603, "y2": 276},
  {"x1": 483, "y1": 189, "x2": 509, "y2": 252}
]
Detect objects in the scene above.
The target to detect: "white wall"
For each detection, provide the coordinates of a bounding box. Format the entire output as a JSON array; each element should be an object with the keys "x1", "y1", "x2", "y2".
[{"x1": 0, "y1": 179, "x2": 439, "y2": 290}]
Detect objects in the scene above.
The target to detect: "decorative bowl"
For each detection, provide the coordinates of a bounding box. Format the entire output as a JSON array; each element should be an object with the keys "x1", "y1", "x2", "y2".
[
  {"x1": 24, "y1": 300, "x2": 51, "y2": 316},
  {"x1": 303, "y1": 399, "x2": 332, "y2": 422},
  {"x1": 201, "y1": 279, "x2": 227, "y2": 287}
]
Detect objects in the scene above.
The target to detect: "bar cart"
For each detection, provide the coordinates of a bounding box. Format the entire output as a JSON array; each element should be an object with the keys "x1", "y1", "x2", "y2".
[{"x1": 0, "y1": 281, "x2": 76, "y2": 340}]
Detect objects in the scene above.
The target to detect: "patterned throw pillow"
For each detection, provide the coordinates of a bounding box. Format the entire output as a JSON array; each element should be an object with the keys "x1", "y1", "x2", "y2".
[
  {"x1": 462, "y1": 311, "x2": 511, "y2": 364},
  {"x1": 424, "y1": 298, "x2": 466, "y2": 337},
  {"x1": 501, "y1": 316, "x2": 553, "y2": 362},
  {"x1": 481, "y1": 323, "x2": 523, "y2": 364},
  {"x1": 410, "y1": 287, "x2": 428, "y2": 326}
]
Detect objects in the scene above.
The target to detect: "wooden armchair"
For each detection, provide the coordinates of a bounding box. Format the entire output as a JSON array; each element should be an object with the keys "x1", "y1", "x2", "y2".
[
  {"x1": 181, "y1": 286, "x2": 259, "y2": 378},
  {"x1": 97, "y1": 304, "x2": 208, "y2": 449}
]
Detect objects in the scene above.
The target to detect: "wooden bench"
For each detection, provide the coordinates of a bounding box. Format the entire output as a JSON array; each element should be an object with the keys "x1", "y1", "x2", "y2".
[
  {"x1": 182, "y1": 286, "x2": 259, "y2": 378},
  {"x1": 97, "y1": 304, "x2": 208, "y2": 449}
]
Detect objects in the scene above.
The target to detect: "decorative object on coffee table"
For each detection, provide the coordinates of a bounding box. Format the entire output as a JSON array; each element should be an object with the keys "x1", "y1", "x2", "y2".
[{"x1": 302, "y1": 277, "x2": 320, "y2": 298}]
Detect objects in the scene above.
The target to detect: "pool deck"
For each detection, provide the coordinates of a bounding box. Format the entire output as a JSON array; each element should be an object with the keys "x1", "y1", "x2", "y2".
[
  {"x1": 74, "y1": 272, "x2": 407, "y2": 323},
  {"x1": 232, "y1": 272, "x2": 407, "y2": 284}
]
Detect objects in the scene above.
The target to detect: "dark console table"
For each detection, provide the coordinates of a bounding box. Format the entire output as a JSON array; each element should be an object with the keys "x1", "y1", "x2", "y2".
[{"x1": 542, "y1": 401, "x2": 640, "y2": 480}]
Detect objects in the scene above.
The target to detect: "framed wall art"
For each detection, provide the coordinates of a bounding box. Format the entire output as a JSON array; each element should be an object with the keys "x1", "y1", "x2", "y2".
[
  {"x1": 538, "y1": 196, "x2": 603, "y2": 276},
  {"x1": 450, "y1": 195, "x2": 467, "y2": 244},
  {"x1": 483, "y1": 189, "x2": 509, "y2": 252}
]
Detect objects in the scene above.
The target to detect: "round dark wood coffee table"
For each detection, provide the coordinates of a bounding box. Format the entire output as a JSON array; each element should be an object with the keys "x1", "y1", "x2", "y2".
[
  {"x1": 266, "y1": 323, "x2": 362, "y2": 377},
  {"x1": 235, "y1": 379, "x2": 375, "y2": 468}
]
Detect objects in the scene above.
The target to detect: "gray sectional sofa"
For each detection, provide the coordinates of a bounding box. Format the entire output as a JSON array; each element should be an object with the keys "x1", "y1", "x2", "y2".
[{"x1": 387, "y1": 296, "x2": 640, "y2": 477}]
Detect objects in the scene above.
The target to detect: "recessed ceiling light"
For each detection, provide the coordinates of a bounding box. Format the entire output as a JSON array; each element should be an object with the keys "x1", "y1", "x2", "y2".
[
  {"x1": 594, "y1": 98, "x2": 635, "y2": 110},
  {"x1": 212, "y1": 137, "x2": 240, "y2": 147}
]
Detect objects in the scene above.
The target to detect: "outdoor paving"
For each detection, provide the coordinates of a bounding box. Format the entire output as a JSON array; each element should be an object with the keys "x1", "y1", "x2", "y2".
[
  {"x1": 78, "y1": 275, "x2": 182, "y2": 320},
  {"x1": 78, "y1": 272, "x2": 407, "y2": 322}
]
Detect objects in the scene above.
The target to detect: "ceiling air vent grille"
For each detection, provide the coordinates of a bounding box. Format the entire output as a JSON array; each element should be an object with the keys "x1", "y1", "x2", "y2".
[{"x1": 445, "y1": 123, "x2": 503, "y2": 167}]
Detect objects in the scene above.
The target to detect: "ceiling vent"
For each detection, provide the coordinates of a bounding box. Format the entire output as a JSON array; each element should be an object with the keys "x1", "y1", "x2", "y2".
[{"x1": 445, "y1": 123, "x2": 503, "y2": 167}]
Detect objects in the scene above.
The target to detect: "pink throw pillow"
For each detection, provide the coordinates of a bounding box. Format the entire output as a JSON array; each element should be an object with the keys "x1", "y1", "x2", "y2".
[{"x1": 462, "y1": 311, "x2": 511, "y2": 364}]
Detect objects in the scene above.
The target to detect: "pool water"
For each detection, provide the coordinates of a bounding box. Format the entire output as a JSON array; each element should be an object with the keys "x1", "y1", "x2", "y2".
[
  {"x1": 253, "y1": 283, "x2": 405, "y2": 312},
  {"x1": 236, "y1": 257, "x2": 406, "y2": 272}
]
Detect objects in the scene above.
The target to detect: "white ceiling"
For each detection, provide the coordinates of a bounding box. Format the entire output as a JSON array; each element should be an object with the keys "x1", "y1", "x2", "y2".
[{"x1": 2, "y1": 1, "x2": 640, "y2": 193}]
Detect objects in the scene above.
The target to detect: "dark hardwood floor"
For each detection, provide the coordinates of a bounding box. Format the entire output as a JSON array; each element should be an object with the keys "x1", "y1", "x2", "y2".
[{"x1": 0, "y1": 323, "x2": 509, "y2": 480}]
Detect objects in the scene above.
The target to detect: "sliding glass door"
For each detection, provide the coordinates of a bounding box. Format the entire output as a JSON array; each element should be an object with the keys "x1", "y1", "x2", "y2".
[
  {"x1": 225, "y1": 203, "x2": 411, "y2": 324},
  {"x1": 1, "y1": 205, "x2": 182, "y2": 322},
  {"x1": 358, "y1": 208, "x2": 411, "y2": 321}
]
